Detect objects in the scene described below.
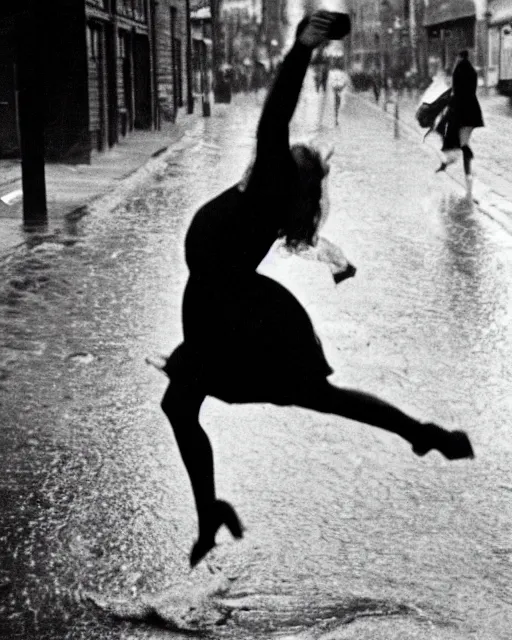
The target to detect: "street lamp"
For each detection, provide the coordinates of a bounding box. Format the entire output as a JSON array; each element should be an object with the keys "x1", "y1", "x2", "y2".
[{"x1": 484, "y1": 9, "x2": 493, "y2": 93}]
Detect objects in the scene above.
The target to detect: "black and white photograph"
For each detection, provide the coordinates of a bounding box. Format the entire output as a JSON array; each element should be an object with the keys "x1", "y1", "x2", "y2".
[{"x1": 1, "y1": 0, "x2": 511, "y2": 638}]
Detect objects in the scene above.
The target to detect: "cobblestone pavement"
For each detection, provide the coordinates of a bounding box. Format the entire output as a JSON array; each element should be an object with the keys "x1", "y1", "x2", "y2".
[
  {"x1": 1, "y1": 81, "x2": 512, "y2": 640},
  {"x1": 363, "y1": 89, "x2": 512, "y2": 227}
]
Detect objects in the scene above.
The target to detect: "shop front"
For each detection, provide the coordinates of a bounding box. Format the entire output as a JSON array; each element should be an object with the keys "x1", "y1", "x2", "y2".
[
  {"x1": 424, "y1": 0, "x2": 477, "y2": 71},
  {"x1": 487, "y1": 0, "x2": 512, "y2": 94}
]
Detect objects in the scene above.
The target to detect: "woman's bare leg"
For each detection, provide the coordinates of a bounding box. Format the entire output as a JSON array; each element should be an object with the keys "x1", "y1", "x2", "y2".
[
  {"x1": 161, "y1": 380, "x2": 243, "y2": 566},
  {"x1": 459, "y1": 127, "x2": 474, "y2": 195},
  {"x1": 295, "y1": 381, "x2": 474, "y2": 459},
  {"x1": 161, "y1": 382, "x2": 214, "y2": 532}
]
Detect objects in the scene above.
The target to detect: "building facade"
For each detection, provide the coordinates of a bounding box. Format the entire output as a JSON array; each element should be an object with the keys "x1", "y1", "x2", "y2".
[
  {"x1": 346, "y1": 1, "x2": 512, "y2": 89},
  {"x1": 348, "y1": 0, "x2": 382, "y2": 73},
  {"x1": 486, "y1": 0, "x2": 512, "y2": 93},
  {"x1": 220, "y1": 0, "x2": 262, "y2": 79},
  {"x1": 0, "y1": 0, "x2": 191, "y2": 163},
  {"x1": 348, "y1": 0, "x2": 421, "y2": 81},
  {"x1": 153, "y1": 0, "x2": 191, "y2": 122},
  {"x1": 85, "y1": 0, "x2": 155, "y2": 154},
  {"x1": 191, "y1": 0, "x2": 213, "y2": 108},
  {"x1": 423, "y1": 0, "x2": 487, "y2": 76},
  {"x1": 214, "y1": 0, "x2": 288, "y2": 92}
]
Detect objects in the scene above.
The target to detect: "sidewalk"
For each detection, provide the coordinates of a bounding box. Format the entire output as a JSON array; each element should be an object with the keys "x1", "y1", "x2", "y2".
[
  {"x1": 359, "y1": 89, "x2": 512, "y2": 230},
  {"x1": 0, "y1": 109, "x2": 203, "y2": 259}
]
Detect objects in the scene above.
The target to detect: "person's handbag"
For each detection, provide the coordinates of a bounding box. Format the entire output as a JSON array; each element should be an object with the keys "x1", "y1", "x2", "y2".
[{"x1": 415, "y1": 79, "x2": 451, "y2": 129}]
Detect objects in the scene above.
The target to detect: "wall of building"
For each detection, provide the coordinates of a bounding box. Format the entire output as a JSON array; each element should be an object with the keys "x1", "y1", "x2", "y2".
[
  {"x1": 0, "y1": 0, "x2": 194, "y2": 162},
  {"x1": 423, "y1": 0, "x2": 485, "y2": 76},
  {"x1": 154, "y1": 0, "x2": 189, "y2": 122},
  {"x1": 349, "y1": 0, "x2": 381, "y2": 72},
  {"x1": 45, "y1": 0, "x2": 90, "y2": 163},
  {"x1": 0, "y1": 10, "x2": 19, "y2": 158},
  {"x1": 0, "y1": 1, "x2": 90, "y2": 162},
  {"x1": 487, "y1": 0, "x2": 512, "y2": 93}
]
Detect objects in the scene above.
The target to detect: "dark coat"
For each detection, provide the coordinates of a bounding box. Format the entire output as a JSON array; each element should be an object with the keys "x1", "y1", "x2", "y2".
[
  {"x1": 441, "y1": 57, "x2": 484, "y2": 151},
  {"x1": 166, "y1": 41, "x2": 333, "y2": 405}
]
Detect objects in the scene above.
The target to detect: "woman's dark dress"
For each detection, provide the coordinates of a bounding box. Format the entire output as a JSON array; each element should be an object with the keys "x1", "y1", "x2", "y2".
[
  {"x1": 442, "y1": 57, "x2": 484, "y2": 151},
  {"x1": 167, "y1": 41, "x2": 333, "y2": 405}
]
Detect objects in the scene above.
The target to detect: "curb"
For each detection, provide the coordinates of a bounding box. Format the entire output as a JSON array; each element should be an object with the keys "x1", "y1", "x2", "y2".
[
  {"x1": 0, "y1": 113, "x2": 205, "y2": 265},
  {"x1": 353, "y1": 92, "x2": 512, "y2": 234}
]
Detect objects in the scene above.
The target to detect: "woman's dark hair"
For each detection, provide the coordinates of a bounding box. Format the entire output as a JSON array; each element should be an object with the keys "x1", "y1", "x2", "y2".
[
  {"x1": 279, "y1": 144, "x2": 326, "y2": 250},
  {"x1": 459, "y1": 50, "x2": 469, "y2": 60}
]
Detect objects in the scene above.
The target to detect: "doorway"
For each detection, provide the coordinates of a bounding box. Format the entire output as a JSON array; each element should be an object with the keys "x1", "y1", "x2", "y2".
[{"x1": 0, "y1": 25, "x2": 19, "y2": 157}]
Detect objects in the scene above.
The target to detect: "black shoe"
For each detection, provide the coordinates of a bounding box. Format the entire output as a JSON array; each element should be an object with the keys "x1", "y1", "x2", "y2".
[
  {"x1": 190, "y1": 500, "x2": 244, "y2": 568},
  {"x1": 435, "y1": 162, "x2": 448, "y2": 174},
  {"x1": 412, "y1": 423, "x2": 474, "y2": 460},
  {"x1": 333, "y1": 263, "x2": 357, "y2": 284}
]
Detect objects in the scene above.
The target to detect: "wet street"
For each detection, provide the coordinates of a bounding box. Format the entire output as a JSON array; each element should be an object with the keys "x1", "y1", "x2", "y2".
[{"x1": 1, "y1": 80, "x2": 512, "y2": 639}]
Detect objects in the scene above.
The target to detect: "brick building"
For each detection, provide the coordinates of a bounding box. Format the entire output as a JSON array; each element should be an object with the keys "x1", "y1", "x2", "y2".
[
  {"x1": 481, "y1": 0, "x2": 512, "y2": 94},
  {"x1": 423, "y1": 0, "x2": 487, "y2": 75},
  {"x1": 348, "y1": 0, "x2": 420, "y2": 79},
  {"x1": 0, "y1": 0, "x2": 191, "y2": 163},
  {"x1": 347, "y1": 1, "x2": 490, "y2": 86},
  {"x1": 153, "y1": 0, "x2": 192, "y2": 122}
]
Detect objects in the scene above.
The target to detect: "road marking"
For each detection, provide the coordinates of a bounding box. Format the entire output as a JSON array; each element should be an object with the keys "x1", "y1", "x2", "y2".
[{"x1": 1, "y1": 189, "x2": 23, "y2": 205}]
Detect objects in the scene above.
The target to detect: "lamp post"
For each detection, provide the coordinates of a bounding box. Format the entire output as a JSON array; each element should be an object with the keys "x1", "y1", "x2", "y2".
[
  {"x1": 185, "y1": 0, "x2": 194, "y2": 114},
  {"x1": 484, "y1": 9, "x2": 493, "y2": 94},
  {"x1": 210, "y1": 0, "x2": 223, "y2": 103},
  {"x1": 409, "y1": 0, "x2": 417, "y2": 74},
  {"x1": 17, "y1": 0, "x2": 47, "y2": 228},
  {"x1": 379, "y1": 0, "x2": 392, "y2": 105}
]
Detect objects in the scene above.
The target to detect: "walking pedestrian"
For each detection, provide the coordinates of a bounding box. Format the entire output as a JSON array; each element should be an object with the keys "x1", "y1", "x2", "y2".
[
  {"x1": 329, "y1": 62, "x2": 350, "y2": 126},
  {"x1": 371, "y1": 67, "x2": 381, "y2": 103},
  {"x1": 314, "y1": 51, "x2": 329, "y2": 93},
  {"x1": 435, "y1": 50, "x2": 484, "y2": 195},
  {"x1": 160, "y1": 12, "x2": 474, "y2": 569}
]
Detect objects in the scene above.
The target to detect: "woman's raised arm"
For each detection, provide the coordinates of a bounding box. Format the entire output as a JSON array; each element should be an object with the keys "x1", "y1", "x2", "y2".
[{"x1": 256, "y1": 13, "x2": 337, "y2": 156}]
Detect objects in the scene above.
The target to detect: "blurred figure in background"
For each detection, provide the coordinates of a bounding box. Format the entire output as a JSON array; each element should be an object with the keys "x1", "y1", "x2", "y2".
[
  {"x1": 370, "y1": 66, "x2": 382, "y2": 103},
  {"x1": 314, "y1": 49, "x2": 330, "y2": 92},
  {"x1": 329, "y1": 59, "x2": 350, "y2": 125}
]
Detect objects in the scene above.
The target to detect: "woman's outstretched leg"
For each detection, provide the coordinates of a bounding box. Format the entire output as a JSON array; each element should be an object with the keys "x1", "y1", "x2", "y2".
[
  {"x1": 295, "y1": 381, "x2": 474, "y2": 460},
  {"x1": 161, "y1": 379, "x2": 243, "y2": 566}
]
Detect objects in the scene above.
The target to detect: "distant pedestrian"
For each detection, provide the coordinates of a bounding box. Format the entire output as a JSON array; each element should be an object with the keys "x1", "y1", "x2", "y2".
[
  {"x1": 314, "y1": 56, "x2": 329, "y2": 92},
  {"x1": 159, "y1": 12, "x2": 474, "y2": 570},
  {"x1": 371, "y1": 68, "x2": 381, "y2": 103},
  {"x1": 435, "y1": 50, "x2": 484, "y2": 195},
  {"x1": 329, "y1": 64, "x2": 350, "y2": 125}
]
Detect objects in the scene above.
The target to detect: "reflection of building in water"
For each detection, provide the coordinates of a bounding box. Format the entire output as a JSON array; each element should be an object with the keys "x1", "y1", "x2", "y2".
[{"x1": 439, "y1": 193, "x2": 504, "y2": 358}]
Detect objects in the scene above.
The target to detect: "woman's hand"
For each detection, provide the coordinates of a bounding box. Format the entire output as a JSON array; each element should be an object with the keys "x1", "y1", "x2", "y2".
[{"x1": 298, "y1": 11, "x2": 338, "y2": 49}]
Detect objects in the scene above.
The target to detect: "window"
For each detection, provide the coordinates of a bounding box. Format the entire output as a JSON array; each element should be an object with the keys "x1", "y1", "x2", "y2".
[
  {"x1": 117, "y1": 0, "x2": 134, "y2": 18},
  {"x1": 87, "y1": 0, "x2": 107, "y2": 9},
  {"x1": 87, "y1": 24, "x2": 101, "y2": 59},
  {"x1": 118, "y1": 30, "x2": 127, "y2": 58},
  {"x1": 134, "y1": 0, "x2": 147, "y2": 22}
]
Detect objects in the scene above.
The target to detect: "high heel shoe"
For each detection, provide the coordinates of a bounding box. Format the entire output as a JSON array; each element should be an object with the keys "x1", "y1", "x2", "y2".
[
  {"x1": 412, "y1": 423, "x2": 474, "y2": 460},
  {"x1": 435, "y1": 162, "x2": 448, "y2": 173},
  {"x1": 190, "y1": 499, "x2": 244, "y2": 567}
]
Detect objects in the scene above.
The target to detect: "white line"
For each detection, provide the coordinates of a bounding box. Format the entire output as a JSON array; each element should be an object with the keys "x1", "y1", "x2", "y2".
[{"x1": 0, "y1": 188, "x2": 23, "y2": 205}]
